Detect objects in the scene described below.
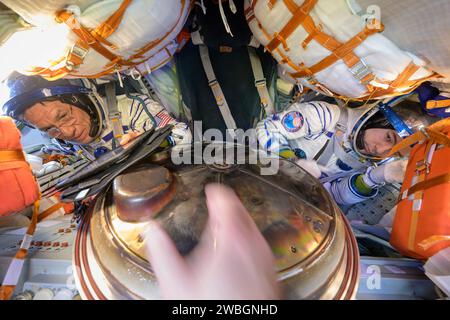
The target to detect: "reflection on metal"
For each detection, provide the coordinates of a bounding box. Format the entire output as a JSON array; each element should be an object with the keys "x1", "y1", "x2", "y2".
[{"x1": 73, "y1": 144, "x2": 360, "y2": 300}]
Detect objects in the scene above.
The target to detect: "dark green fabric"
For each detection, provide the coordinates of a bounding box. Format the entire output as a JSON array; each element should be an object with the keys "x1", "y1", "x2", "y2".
[{"x1": 175, "y1": 0, "x2": 277, "y2": 135}]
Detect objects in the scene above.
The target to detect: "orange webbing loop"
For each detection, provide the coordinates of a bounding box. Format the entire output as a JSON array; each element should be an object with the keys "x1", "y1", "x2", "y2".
[
  {"x1": 386, "y1": 62, "x2": 420, "y2": 91},
  {"x1": 268, "y1": 0, "x2": 277, "y2": 9},
  {"x1": 418, "y1": 235, "x2": 450, "y2": 251},
  {"x1": 291, "y1": 22, "x2": 384, "y2": 78},
  {"x1": 93, "y1": 0, "x2": 132, "y2": 40},
  {"x1": 56, "y1": 10, "x2": 123, "y2": 64},
  {"x1": 37, "y1": 0, "x2": 189, "y2": 80},
  {"x1": 406, "y1": 173, "x2": 450, "y2": 197},
  {"x1": 126, "y1": 0, "x2": 188, "y2": 62},
  {"x1": 266, "y1": 0, "x2": 318, "y2": 52},
  {"x1": 46, "y1": 0, "x2": 133, "y2": 79},
  {"x1": 301, "y1": 23, "x2": 321, "y2": 49},
  {"x1": 37, "y1": 202, "x2": 65, "y2": 223},
  {"x1": 0, "y1": 150, "x2": 25, "y2": 163},
  {"x1": 387, "y1": 118, "x2": 450, "y2": 157},
  {"x1": 426, "y1": 99, "x2": 450, "y2": 110},
  {"x1": 0, "y1": 198, "x2": 40, "y2": 300}
]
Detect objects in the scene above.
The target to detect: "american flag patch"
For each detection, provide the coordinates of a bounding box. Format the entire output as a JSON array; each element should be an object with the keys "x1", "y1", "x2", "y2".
[{"x1": 155, "y1": 111, "x2": 174, "y2": 128}]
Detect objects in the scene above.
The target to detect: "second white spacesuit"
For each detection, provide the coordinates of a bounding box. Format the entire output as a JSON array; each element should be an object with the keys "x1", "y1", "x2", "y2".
[{"x1": 256, "y1": 99, "x2": 430, "y2": 206}]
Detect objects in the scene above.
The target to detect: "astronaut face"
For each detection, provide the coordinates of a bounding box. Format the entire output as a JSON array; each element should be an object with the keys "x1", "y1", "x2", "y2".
[
  {"x1": 360, "y1": 128, "x2": 402, "y2": 158},
  {"x1": 23, "y1": 99, "x2": 94, "y2": 145}
]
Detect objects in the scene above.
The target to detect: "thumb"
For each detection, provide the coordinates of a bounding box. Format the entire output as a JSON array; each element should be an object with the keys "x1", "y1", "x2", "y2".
[
  {"x1": 204, "y1": 184, "x2": 257, "y2": 235},
  {"x1": 385, "y1": 159, "x2": 408, "y2": 183},
  {"x1": 143, "y1": 221, "x2": 188, "y2": 295}
]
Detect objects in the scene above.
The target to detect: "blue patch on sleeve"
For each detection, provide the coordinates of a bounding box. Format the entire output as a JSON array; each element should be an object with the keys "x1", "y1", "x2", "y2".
[
  {"x1": 337, "y1": 159, "x2": 353, "y2": 171},
  {"x1": 294, "y1": 148, "x2": 307, "y2": 159},
  {"x1": 282, "y1": 111, "x2": 304, "y2": 133}
]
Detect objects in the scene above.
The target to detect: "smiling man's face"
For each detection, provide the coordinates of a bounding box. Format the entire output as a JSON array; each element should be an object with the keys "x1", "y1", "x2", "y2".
[
  {"x1": 359, "y1": 128, "x2": 402, "y2": 158},
  {"x1": 23, "y1": 99, "x2": 93, "y2": 145}
]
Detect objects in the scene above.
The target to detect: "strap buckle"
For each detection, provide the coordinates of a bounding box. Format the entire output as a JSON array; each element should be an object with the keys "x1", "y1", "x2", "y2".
[
  {"x1": 419, "y1": 126, "x2": 430, "y2": 139},
  {"x1": 208, "y1": 79, "x2": 219, "y2": 88},
  {"x1": 415, "y1": 159, "x2": 430, "y2": 175},
  {"x1": 255, "y1": 79, "x2": 267, "y2": 88},
  {"x1": 349, "y1": 59, "x2": 373, "y2": 84},
  {"x1": 70, "y1": 43, "x2": 89, "y2": 60},
  {"x1": 66, "y1": 43, "x2": 89, "y2": 68}
]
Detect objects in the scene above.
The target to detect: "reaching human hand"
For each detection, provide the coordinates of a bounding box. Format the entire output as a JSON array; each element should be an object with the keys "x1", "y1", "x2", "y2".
[
  {"x1": 143, "y1": 184, "x2": 281, "y2": 300},
  {"x1": 364, "y1": 159, "x2": 408, "y2": 187},
  {"x1": 119, "y1": 131, "x2": 143, "y2": 146}
]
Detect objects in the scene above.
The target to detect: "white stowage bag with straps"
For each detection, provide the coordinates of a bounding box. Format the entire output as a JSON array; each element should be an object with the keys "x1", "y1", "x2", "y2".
[
  {"x1": 0, "y1": 0, "x2": 191, "y2": 79},
  {"x1": 244, "y1": 0, "x2": 435, "y2": 100}
]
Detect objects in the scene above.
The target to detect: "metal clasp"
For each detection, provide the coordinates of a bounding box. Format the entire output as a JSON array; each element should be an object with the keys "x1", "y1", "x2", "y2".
[{"x1": 349, "y1": 59, "x2": 373, "y2": 84}]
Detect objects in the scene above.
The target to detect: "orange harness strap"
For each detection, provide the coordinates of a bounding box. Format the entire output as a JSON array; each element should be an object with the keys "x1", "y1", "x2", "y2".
[
  {"x1": 387, "y1": 118, "x2": 450, "y2": 157},
  {"x1": 406, "y1": 173, "x2": 450, "y2": 197},
  {"x1": 291, "y1": 22, "x2": 383, "y2": 78},
  {"x1": 248, "y1": 0, "x2": 434, "y2": 100},
  {"x1": 33, "y1": 0, "x2": 190, "y2": 80},
  {"x1": 93, "y1": 0, "x2": 132, "y2": 44},
  {"x1": 37, "y1": 202, "x2": 65, "y2": 223},
  {"x1": 266, "y1": 0, "x2": 318, "y2": 52},
  {"x1": 426, "y1": 99, "x2": 450, "y2": 109},
  {"x1": 56, "y1": 10, "x2": 125, "y2": 66},
  {"x1": 0, "y1": 199, "x2": 40, "y2": 300},
  {"x1": 0, "y1": 150, "x2": 25, "y2": 163}
]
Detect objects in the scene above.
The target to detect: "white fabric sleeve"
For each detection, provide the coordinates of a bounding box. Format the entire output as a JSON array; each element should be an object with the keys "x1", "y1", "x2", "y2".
[
  {"x1": 256, "y1": 101, "x2": 340, "y2": 154},
  {"x1": 324, "y1": 174, "x2": 379, "y2": 206}
]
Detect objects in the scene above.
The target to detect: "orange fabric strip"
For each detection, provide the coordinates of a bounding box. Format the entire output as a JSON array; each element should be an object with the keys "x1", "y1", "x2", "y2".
[
  {"x1": 266, "y1": 0, "x2": 318, "y2": 52},
  {"x1": 407, "y1": 173, "x2": 450, "y2": 197},
  {"x1": 0, "y1": 199, "x2": 39, "y2": 300},
  {"x1": 418, "y1": 235, "x2": 450, "y2": 251},
  {"x1": 408, "y1": 210, "x2": 420, "y2": 250},
  {"x1": 426, "y1": 99, "x2": 450, "y2": 110},
  {"x1": 0, "y1": 285, "x2": 15, "y2": 300},
  {"x1": 127, "y1": 0, "x2": 187, "y2": 62},
  {"x1": 389, "y1": 62, "x2": 420, "y2": 90},
  {"x1": 38, "y1": 202, "x2": 65, "y2": 222},
  {"x1": 93, "y1": 0, "x2": 132, "y2": 40},
  {"x1": 387, "y1": 118, "x2": 450, "y2": 157},
  {"x1": 291, "y1": 23, "x2": 382, "y2": 78},
  {"x1": 0, "y1": 150, "x2": 25, "y2": 163}
]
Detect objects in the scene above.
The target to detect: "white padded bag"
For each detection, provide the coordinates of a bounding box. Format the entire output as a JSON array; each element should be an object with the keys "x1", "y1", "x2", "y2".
[
  {"x1": 244, "y1": 0, "x2": 435, "y2": 100},
  {"x1": 0, "y1": 0, "x2": 191, "y2": 79}
]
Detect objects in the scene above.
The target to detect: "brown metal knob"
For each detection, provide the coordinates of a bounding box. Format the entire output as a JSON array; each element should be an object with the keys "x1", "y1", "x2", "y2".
[{"x1": 113, "y1": 164, "x2": 176, "y2": 222}]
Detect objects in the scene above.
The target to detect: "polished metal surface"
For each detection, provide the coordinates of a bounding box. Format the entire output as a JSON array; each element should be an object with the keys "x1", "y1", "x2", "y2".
[
  {"x1": 74, "y1": 145, "x2": 360, "y2": 300},
  {"x1": 113, "y1": 165, "x2": 176, "y2": 222}
]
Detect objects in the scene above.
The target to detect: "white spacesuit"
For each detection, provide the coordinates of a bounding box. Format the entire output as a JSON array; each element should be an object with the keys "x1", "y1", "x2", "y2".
[
  {"x1": 69, "y1": 91, "x2": 191, "y2": 161},
  {"x1": 2, "y1": 74, "x2": 192, "y2": 161},
  {"x1": 256, "y1": 99, "x2": 431, "y2": 206}
]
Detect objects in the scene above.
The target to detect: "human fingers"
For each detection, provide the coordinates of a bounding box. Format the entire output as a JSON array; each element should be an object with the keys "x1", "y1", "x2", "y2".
[{"x1": 142, "y1": 221, "x2": 189, "y2": 298}]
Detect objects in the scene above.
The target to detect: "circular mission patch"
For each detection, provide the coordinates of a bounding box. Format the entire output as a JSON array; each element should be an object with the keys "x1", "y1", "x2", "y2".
[{"x1": 281, "y1": 111, "x2": 304, "y2": 133}]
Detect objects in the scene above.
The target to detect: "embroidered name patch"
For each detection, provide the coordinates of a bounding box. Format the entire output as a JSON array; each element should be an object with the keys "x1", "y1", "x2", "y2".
[{"x1": 282, "y1": 111, "x2": 304, "y2": 133}]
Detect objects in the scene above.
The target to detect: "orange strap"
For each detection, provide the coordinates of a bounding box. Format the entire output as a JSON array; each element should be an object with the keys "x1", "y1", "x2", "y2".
[
  {"x1": 56, "y1": 11, "x2": 124, "y2": 65},
  {"x1": 37, "y1": 202, "x2": 65, "y2": 223},
  {"x1": 92, "y1": 0, "x2": 132, "y2": 44},
  {"x1": 34, "y1": 0, "x2": 189, "y2": 80},
  {"x1": 406, "y1": 173, "x2": 450, "y2": 197},
  {"x1": 291, "y1": 22, "x2": 383, "y2": 78},
  {"x1": 387, "y1": 118, "x2": 450, "y2": 157},
  {"x1": 426, "y1": 99, "x2": 450, "y2": 110},
  {"x1": 418, "y1": 235, "x2": 450, "y2": 251},
  {"x1": 250, "y1": 0, "x2": 432, "y2": 100},
  {"x1": 0, "y1": 150, "x2": 25, "y2": 163},
  {"x1": 0, "y1": 198, "x2": 40, "y2": 300},
  {"x1": 266, "y1": 0, "x2": 318, "y2": 52}
]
